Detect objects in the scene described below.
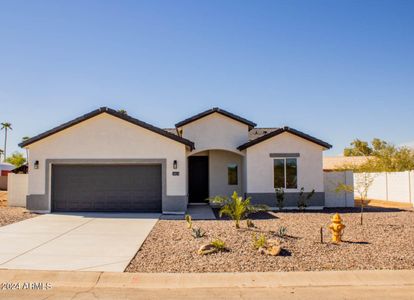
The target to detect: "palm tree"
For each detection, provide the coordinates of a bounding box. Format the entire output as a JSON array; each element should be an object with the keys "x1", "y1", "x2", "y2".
[
  {"x1": 1, "y1": 122, "x2": 12, "y2": 162},
  {"x1": 22, "y1": 136, "x2": 30, "y2": 163},
  {"x1": 0, "y1": 149, "x2": 3, "y2": 162},
  {"x1": 210, "y1": 191, "x2": 269, "y2": 229}
]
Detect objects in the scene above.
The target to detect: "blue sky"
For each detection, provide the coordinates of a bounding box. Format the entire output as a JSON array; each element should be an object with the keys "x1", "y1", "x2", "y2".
[{"x1": 1, "y1": 0, "x2": 413, "y2": 156}]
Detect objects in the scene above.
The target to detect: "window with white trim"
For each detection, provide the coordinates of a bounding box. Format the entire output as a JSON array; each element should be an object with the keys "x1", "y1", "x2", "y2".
[{"x1": 273, "y1": 158, "x2": 297, "y2": 189}]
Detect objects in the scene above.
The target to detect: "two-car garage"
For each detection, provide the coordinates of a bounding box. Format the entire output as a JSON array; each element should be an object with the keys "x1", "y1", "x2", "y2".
[
  {"x1": 51, "y1": 164, "x2": 162, "y2": 212},
  {"x1": 21, "y1": 107, "x2": 193, "y2": 213}
]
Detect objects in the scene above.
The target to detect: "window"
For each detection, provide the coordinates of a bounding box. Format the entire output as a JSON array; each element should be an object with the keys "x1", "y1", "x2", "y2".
[
  {"x1": 274, "y1": 158, "x2": 297, "y2": 189},
  {"x1": 228, "y1": 164, "x2": 238, "y2": 185}
]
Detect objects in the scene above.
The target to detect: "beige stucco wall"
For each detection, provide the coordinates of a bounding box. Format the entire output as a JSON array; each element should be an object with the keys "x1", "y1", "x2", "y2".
[
  {"x1": 27, "y1": 113, "x2": 188, "y2": 197},
  {"x1": 180, "y1": 113, "x2": 248, "y2": 153},
  {"x1": 209, "y1": 150, "x2": 243, "y2": 197},
  {"x1": 245, "y1": 132, "x2": 325, "y2": 193}
]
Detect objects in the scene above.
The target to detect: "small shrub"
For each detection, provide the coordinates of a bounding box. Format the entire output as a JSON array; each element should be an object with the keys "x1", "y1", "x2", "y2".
[
  {"x1": 275, "y1": 188, "x2": 285, "y2": 211},
  {"x1": 198, "y1": 239, "x2": 228, "y2": 255},
  {"x1": 277, "y1": 226, "x2": 288, "y2": 238},
  {"x1": 252, "y1": 234, "x2": 268, "y2": 249},
  {"x1": 246, "y1": 219, "x2": 255, "y2": 228},
  {"x1": 208, "y1": 195, "x2": 228, "y2": 208},
  {"x1": 297, "y1": 188, "x2": 315, "y2": 211},
  {"x1": 191, "y1": 227, "x2": 206, "y2": 239},
  {"x1": 210, "y1": 239, "x2": 226, "y2": 251},
  {"x1": 185, "y1": 214, "x2": 192, "y2": 229}
]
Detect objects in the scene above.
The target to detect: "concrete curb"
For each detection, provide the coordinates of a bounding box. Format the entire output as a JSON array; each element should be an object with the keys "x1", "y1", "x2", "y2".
[{"x1": 0, "y1": 269, "x2": 413, "y2": 289}]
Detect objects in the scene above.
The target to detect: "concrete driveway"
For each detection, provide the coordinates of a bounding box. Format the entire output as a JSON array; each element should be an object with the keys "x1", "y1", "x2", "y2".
[{"x1": 0, "y1": 213, "x2": 159, "y2": 272}]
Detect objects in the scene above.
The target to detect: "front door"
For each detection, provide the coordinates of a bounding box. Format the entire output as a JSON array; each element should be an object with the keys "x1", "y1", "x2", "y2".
[{"x1": 188, "y1": 156, "x2": 209, "y2": 203}]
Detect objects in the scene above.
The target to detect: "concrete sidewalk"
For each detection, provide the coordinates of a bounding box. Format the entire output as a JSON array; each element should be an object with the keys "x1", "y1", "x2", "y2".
[{"x1": 0, "y1": 269, "x2": 412, "y2": 299}]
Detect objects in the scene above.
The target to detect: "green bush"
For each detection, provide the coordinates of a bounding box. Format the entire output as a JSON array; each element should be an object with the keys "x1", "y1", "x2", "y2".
[
  {"x1": 297, "y1": 188, "x2": 315, "y2": 211},
  {"x1": 275, "y1": 188, "x2": 285, "y2": 211}
]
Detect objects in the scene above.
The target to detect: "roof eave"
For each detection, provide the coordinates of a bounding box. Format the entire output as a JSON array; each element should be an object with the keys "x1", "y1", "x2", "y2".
[
  {"x1": 237, "y1": 127, "x2": 332, "y2": 151},
  {"x1": 19, "y1": 107, "x2": 195, "y2": 150},
  {"x1": 175, "y1": 107, "x2": 257, "y2": 129}
]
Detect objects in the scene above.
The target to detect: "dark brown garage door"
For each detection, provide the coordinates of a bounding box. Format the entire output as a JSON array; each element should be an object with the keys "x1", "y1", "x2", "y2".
[{"x1": 51, "y1": 164, "x2": 162, "y2": 212}]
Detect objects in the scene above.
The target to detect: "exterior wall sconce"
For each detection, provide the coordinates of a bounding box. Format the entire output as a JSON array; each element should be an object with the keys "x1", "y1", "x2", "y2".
[
  {"x1": 173, "y1": 160, "x2": 178, "y2": 169},
  {"x1": 34, "y1": 160, "x2": 39, "y2": 169}
]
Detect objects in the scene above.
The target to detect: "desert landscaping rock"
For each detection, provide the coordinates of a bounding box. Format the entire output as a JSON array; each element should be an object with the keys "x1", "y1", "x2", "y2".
[
  {"x1": 266, "y1": 245, "x2": 282, "y2": 256},
  {"x1": 126, "y1": 208, "x2": 414, "y2": 273},
  {"x1": 198, "y1": 244, "x2": 218, "y2": 255},
  {"x1": 0, "y1": 207, "x2": 38, "y2": 227}
]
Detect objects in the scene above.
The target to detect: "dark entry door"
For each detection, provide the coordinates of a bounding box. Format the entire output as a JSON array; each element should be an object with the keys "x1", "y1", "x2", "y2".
[
  {"x1": 51, "y1": 164, "x2": 162, "y2": 212},
  {"x1": 188, "y1": 156, "x2": 209, "y2": 203}
]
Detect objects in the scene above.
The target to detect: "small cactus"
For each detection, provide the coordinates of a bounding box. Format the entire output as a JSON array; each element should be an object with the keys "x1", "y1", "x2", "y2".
[
  {"x1": 185, "y1": 214, "x2": 192, "y2": 229},
  {"x1": 246, "y1": 219, "x2": 255, "y2": 228}
]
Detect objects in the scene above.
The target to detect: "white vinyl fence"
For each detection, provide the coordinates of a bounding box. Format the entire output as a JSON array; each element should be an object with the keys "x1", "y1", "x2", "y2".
[
  {"x1": 7, "y1": 174, "x2": 28, "y2": 207},
  {"x1": 354, "y1": 171, "x2": 414, "y2": 205},
  {"x1": 324, "y1": 171, "x2": 354, "y2": 207}
]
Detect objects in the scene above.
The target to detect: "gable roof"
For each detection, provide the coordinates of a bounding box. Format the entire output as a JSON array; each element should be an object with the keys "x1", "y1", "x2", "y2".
[
  {"x1": 175, "y1": 107, "x2": 257, "y2": 129},
  {"x1": 237, "y1": 126, "x2": 332, "y2": 150},
  {"x1": 19, "y1": 107, "x2": 195, "y2": 149}
]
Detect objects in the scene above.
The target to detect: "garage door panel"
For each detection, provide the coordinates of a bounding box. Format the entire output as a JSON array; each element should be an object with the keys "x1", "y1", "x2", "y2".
[{"x1": 52, "y1": 164, "x2": 162, "y2": 212}]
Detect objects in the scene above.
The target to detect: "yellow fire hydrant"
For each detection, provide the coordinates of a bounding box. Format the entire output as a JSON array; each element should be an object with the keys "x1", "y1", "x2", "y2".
[{"x1": 329, "y1": 213, "x2": 345, "y2": 243}]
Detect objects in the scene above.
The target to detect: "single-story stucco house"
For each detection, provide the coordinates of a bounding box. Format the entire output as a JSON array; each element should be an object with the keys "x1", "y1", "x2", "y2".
[{"x1": 19, "y1": 107, "x2": 332, "y2": 214}]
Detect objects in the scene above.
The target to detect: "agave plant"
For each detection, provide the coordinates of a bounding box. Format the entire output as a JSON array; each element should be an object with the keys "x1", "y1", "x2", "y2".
[
  {"x1": 211, "y1": 191, "x2": 269, "y2": 229},
  {"x1": 277, "y1": 226, "x2": 288, "y2": 238},
  {"x1": 191, "y1": 227, "x2": 206, "y2": 239}
]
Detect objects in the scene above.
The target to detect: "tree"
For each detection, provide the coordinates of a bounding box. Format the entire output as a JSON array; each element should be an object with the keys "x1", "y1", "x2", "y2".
[
  {"x1": 344, "y1": 139, "x2": 372, "y2": 157},
  {"x1": 1, "y1": 122, "x2": 12, "y2": 161},
  {"x1": 342, "y1": 138, "x2": 414, "y2": 172},
  {"x1": 336, "y1": 158, "x2": 375, "y2": 225},
  {"x1": 5, "y1": 152, "x2": 26, "y2": 167},
  {"x1": 117, "y1": 109, "x2": 128, "y2": 115},
  {"x1": 21, "y1": 136, "x2": 30, "y2": 163},
  {"x1": 0, "y1": 149, "x2": 3, "y2": 161}
]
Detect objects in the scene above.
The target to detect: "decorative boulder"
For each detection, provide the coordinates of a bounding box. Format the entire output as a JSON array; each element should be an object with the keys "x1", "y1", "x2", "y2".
[
  {"x1": 267, "y1": 245, "x2": 282, "y2": 256},
  {"x1": 267, "y1": 239, "x2": 280, "y2": 246},
  {"x1": 198, "y1": 244, "x2": 218, "y2": 255},
  {"x1": 257, "y1": 239, "x2": 282, "y2": 256}
]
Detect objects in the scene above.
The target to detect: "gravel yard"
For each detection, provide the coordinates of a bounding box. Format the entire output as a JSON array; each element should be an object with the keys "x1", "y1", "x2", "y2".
[
  {"x1": 126, "y1": 207, "x2": 414, "y2": 273},
  {"x1": 0, "y1": 191, "x2": 7, "y2": 207},
  {"x1": 0, "y1": 207, "x2": 38, "y2": 227}
]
